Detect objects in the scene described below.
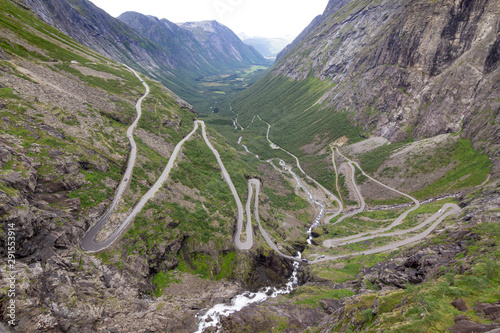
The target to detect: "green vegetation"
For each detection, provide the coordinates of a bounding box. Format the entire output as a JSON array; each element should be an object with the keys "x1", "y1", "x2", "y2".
[
  {"x1": 192, "y1": 65, "x2": 270, "y2": 114},
  {"x1": 175, "y1": 251, "x2": 238, "y2": 281},
  {"x1": 0, "y1": 87, "x2": 20, "y2": 99},
  {"x1": 290, "y1": 285, "x2": 355, "y2": 308},
  {"x1": 359, "y1": 142, "x2": 407, "y2": 174},
  {"x1": 310, "y1": 253, "x2": 391, "y2": 283},
  {"x1": 205, "y1": 74, "x2": 365, "y2": 199},
  {"x1": 301, "y1": 199, "x2": 500, "y2": 333},
  {"x1": 54, "y1": 63, "x2": 140, "y2": 96},
  {"x1": 346, "y1": 254, "x2": 500, "y2": 332},
  {"x1": 393, "y1": 197, "x2": 458, "y2": 230},
  {"x1": 67, "y1": 163, "x2": 122, "y2": 208},
  {"x1": 170, "y1": 138, "x2": 247, "y2": 203},
  {"x1": 0, "y1": 1, "x2": 92, "y2": 62},
  {"x1": 411, "y1": 139, "x2": 491, "y2": 198},
  {"x1": 263, "y1": 174, "x2": 309, "y2": 211},
  {"x1": 177, "y1": 252, "x2": 212, "y2": 279},
  {"x1": 233, "y1": 75, "x2": 361, "y2": 152},
  {"x1": 152, "y1": 271, "x2": 181, "y2": 296},
  {"x1": 324, "y1": 213, "x2": 396, "y2": 239}
]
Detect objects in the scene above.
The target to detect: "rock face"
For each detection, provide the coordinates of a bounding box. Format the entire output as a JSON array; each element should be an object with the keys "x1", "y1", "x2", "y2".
[
  {"x1": 239, "y1": 0, "x2": 500, "y2": 172},
  {"x1": 244, "y1": 247, "x2": 295, "y2": 290},
  {"x1": 218, "y1": 302, "x2": 327, "y2": 333},
  {"x1": 448, "y1": 314, "x2": 499, "y2": 333},
  {"x1": 24, "y1": 0, "x2": 269, "y2": 106},
  {"x1": 362, "y1": 240, "x2": 470, "y2": 289},
  {"x1": 117, "y1": 13, "x2": 267, "y2": 73}
]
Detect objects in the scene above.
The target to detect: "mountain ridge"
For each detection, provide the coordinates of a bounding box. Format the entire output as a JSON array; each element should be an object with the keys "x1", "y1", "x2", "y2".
[
  {"x1": 118, "y1": 12, "x2": 267, "y2": 72},
  {"x1": 0, "y1": 0, "x2": 499, "y2": 332},
  {"x1": 234, "y1": 0, "x2": 500, "y2": 174},
  {"x1": 24, "y1": 0, "x2": 269, "y2": 110}
]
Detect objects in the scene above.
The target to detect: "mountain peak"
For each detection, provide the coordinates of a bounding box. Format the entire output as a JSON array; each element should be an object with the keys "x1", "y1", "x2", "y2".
[{"x1": 179, "y1": 20, "x2": 226, "y2": 36}]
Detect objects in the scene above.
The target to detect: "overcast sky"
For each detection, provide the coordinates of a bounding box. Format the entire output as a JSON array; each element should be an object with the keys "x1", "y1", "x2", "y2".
[{"x1": 89, "y1": 0, "x2": 329, "y2": 38}]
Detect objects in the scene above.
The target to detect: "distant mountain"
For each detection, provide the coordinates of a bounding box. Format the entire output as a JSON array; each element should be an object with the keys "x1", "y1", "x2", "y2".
[
  {"x1": 235, "y1": 0, "x2": 500, "y2": 166},
  {"x1": 24, "y1": 0, "x2": 269, "y2": 107},
  {"x1": 118, "y1": 13, "x2": 268, "y2": 73},
  {"x1": 179, "y1": 20, "x2": 267, "y2": 68},
  {"x1": 238, "y1": 35, "x2": 293, "y2": 60}
]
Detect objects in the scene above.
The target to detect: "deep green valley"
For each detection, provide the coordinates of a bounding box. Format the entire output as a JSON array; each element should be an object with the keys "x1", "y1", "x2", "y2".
[{"x1": 0, "y1": 0, "x2": 499, "y2": 332}]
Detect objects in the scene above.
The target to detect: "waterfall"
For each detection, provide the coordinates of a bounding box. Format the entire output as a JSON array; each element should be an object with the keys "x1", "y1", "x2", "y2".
[{"x1": 195, "y1": 253, "x2": 301, "y2": 333}]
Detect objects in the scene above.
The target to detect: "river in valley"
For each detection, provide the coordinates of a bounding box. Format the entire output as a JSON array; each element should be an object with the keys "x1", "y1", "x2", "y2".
[{"x1": 195, "y1": 254, "x2": 301, "y2": 332}]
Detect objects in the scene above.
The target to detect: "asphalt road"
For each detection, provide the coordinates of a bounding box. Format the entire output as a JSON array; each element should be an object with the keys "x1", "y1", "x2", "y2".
[
  {"x1": 257, "y1": 115, "x2": 344, "y2": 219},
  {"x1": 311, "y1": 203, "x2": 461, "y2": 264},
  {"x1": 81, "y1": 117, "x2": 256, "y2": 252},
  {"x1": 330, "y1": 161, "x2": 366, "y2": 225},
  {"x1": 80, "y1": 68, "x2": 149, "y2": 252},
  {"x1": 81, "y1": 88, "x2": 462, "y2": 266},
  {"x1": 248, "y1": 179, "x2": 301, "y2": 262},
  {"x1": 323, "y1": 148, "x2": 421, "y2": 248},
  {"x1": 197, "y1": 121, "x2": 253, "y2": 250}
]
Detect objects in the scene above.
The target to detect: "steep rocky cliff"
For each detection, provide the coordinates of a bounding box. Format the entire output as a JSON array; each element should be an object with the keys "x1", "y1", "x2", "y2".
[
  {"x1": 24, "y1": 0, "x2": 269, "y2": 109},
  {"x1": 0, "y1": 2, "x2": 301, "y2": 331},
  {"x1": 235, "y1": 0, "x2": 500, "y2": 175},
  {"x1": 117, "y1": 12, "x2": 266, "y2": 74}
]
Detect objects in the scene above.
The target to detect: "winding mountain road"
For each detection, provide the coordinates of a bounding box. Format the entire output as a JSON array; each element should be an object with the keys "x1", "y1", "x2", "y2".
[
  {"x1": 250, "y1": 116, "x2": 461, "y2": 264},
  {"x1": 315, "y1": 148, "x2": 461, "y2": 263},
  {"x1": 247, "y1": 179, "x2": 300, "y2": 261},
  {"x1": 80, "y1": 71, "x2": 254, "y2": 253},
  {"x1": 330, "y1": 161, "x2": 366, "y2": 225},
  {"x1": 81, "y1": 117, "x2": 258, "y2": 252},
  {"x1": 311, "y1": 203, "x2": 461, "y2": 264},
  {"x1": 323, "y1": 148, "x2": 421, "y2": 248},
  {"x1": 81, "y1": 70, "x2": 462, "y2": 267},
  {"x1": 198, "y1": 121, "x2": 253, "y2": 250},
  {"x1": 81, "y1": 68, "x2": 150, "y2": 252},
  {"x1": 257, "y1": 116, "x2": 343, "y2": 219}
]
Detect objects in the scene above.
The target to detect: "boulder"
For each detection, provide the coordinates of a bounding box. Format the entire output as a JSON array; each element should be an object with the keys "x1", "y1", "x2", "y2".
[
  {"x1": 448, "y1": 315, "x2": 498, "y2": 333},
  {"x1": 474, "y1": 301, "x2": 500, "y2": 320},
  {"x1": 452, "y1": 298, "x2": 469, "y2": 312}
]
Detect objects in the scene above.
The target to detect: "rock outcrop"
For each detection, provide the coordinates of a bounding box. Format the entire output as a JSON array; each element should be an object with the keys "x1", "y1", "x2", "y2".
[
  {"x1": 237, "y1": 0, "x2": 500, "y2": 174},
  {"x1": 24, "y1": 0, "x2": 269, "y2": 109},
  {"x1": 116, "y1": 12, "x2": 266, "y2": 74}
]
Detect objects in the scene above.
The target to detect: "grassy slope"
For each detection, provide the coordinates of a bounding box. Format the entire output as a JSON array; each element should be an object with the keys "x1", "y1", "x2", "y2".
[
  {"x1": 229, "y1": 69, "x2": 492, "y2": 201},
  {"x1": 0, "y1": 0, "x2": 294, "y2": 293},
  {"x1": 311, "y1": 210, "x2": 500, "y2": 333}
]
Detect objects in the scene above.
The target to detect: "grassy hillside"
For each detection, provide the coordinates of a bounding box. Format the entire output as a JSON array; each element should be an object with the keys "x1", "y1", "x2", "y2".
[{"x1": 0, "y1": 1, "x2": 314, "y2": 330}]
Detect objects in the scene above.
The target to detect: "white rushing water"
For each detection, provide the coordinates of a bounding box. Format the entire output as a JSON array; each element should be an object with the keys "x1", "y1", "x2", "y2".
[
  {"x1": 237, "y1": 136, "x2": 259, "y2": 159},
  {"x1": 195, "y1": 254, "x2": 301, "y2": 333},
  {"x1": 194, "y1": 140, "x2": 328, "y2": 332},
  {"x1": 278, "y1": 160, "x2": 325, "y2": 244}
]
